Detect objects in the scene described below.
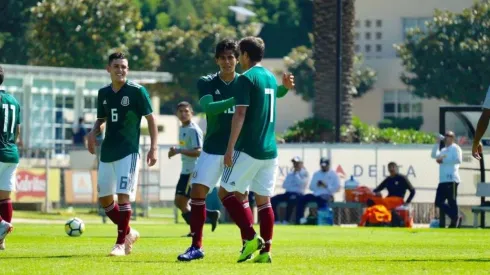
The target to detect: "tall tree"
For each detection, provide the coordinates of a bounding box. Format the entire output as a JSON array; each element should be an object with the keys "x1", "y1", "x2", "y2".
[
  {"x1": 0, "y1": 0, "x2": 38, "y2": 64},
  {"x1": 27, "y1": 0, "x2": 158, "y2": 69},
  {"x1": 396, "y1": 1, "x2": 490, "y2": 104},
  {"x1": 313, "y1": 0, "x2": 355, "y2": 138}
]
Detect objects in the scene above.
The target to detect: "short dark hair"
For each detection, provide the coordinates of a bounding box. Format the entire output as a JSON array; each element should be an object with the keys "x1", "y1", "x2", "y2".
[
  {"x1": 238, "y1": 36, "x2": 265, "y2": 62},
  {"x1": 215, "y1": 39, "x2": 239, "y2": 59},
  {"x1": 388, "y1": 162, "x2": 397, "y2": 168},
  {"x1": 177, "y1": 101, "x2": 193, "y2": 111},
  {"x1": 108, "y1": 52, "x2": 127, "y2": 65},
  {"x1": 0, "y1": 65, "x2": 4, "y2": 85}
]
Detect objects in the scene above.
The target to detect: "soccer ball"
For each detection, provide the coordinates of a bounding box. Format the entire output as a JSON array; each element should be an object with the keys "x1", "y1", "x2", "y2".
[{"x1": 65, "y1": 218, "x2": 85, "y2": 237}]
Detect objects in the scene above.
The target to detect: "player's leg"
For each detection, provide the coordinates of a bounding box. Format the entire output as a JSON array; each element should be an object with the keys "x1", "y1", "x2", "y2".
[
  {"x1": 250, "y1": 158, "x2": 279, "y2": 263},
  {"x1": 113, "y1": 153, "x2": 141, "y2": 256},
  {"x1": 221, "y1": 151, "x2": 263, "y2": 262},
  {"x1": 174, "y1": 174, "x2": 192, "y2": 225},
  {"x1": 447, "y1": 182, "x2": 461, "y2": 228},
  {"x1": 0, "y1": 163, "x2": 16, "y2": 250},
  {"x1": 178, "y1": 152, "x2": 221, "y2": 261}
]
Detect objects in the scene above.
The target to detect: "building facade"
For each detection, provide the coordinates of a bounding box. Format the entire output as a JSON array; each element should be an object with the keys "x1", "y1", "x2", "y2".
[{"x1": 352, "y1": 0, "x2": 475, "y2": 133}]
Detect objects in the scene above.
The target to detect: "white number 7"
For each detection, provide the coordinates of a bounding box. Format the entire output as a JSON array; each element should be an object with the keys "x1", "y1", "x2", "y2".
[{"x1": 265, "y1": 88, "x2": 274, "y2": 122}]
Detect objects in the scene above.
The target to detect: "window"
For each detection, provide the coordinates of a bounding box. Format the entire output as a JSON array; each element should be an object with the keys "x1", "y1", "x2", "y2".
[
  {"x1": 376, "y1": 32, "x2": 382, "y2": 40},
  {"x1": 365, "y1": 20, "x2": 371, "y2": 28},
  {"x1": 355, "y1": 45, "x2": 360, "y2": 52},
  {"x1": 355, "y1": 32, "x2": 360, "y2": 40},
  {"x1": 402, "y1": 17, "x2": 431, "y2": 39},
  {"x1": 376, "y1": 20, "x2": 382, "y2": 27},
  {"x1": 355, "y1": 20, "x2": 360, "y2": 28},
  {"x1": 376, "y1": 44, "x2": 382, "y2": 52},
  {"x1": 383, "y1": 90, "x2": 422, "y2": 118},
  {"x1": 365, "y1": 32, "x2": 371, "y2": 40},
  {"x1": 365, "y1": 45, "x2": 371, "y2": 52}
]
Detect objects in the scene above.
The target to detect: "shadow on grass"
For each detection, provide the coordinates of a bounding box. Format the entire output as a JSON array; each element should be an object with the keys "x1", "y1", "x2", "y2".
[{"x1": 372, "y1": 258, "x2": 490, "y2": 263}]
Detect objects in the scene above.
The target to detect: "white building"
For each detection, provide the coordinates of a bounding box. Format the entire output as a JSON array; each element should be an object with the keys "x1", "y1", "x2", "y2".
[{"x1": 353, "y1": 0, "x2": 475, "y2": 133}]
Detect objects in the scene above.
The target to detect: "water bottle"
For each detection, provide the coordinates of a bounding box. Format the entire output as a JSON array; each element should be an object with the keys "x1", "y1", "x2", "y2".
[
  {"x1": 317, "y1": 207, "x2": 334, "y2": 226},
  {"x1": 429, "y1": 219, "x2": 440, "y2": 228}
]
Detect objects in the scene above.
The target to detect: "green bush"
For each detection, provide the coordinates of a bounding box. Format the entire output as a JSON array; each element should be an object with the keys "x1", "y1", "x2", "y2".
[
  {"x1": 342, "y1": 116, "x2": 436, "y2": 144},
  {"x1": 378, "y1": 117, "x2": 424, "y2": 130},
  {"x1": 282, "y1": 117, "x2": 334, "y2": 142}
]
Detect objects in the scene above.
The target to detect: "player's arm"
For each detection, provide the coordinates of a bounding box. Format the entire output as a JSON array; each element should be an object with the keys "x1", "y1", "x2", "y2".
[
  {"x1": 277, "y1": 85, "x2": 289, "y2": 98},
  {"x1": 144, "y1": 114, "x2": 158, "y2": 151},
  {"x1": 474, "y1": 88, "x2": 490, "y2": 147},
  {"x1": 16, "y1": 124, "x2": 22, "y2": 147},
  {"x1": 373, "y1": 178, "x2": 387, "y2": 193},
  {"x1": 200, "y1": 95, "x2": 236, "y2": 116},
  {"x1": 225, "y1": 76, "x2": 251, "y2": 159},
  {"x1": 177, "y1": 128, "x2": 202, "y2": 157},
  {"x1": 403, "y1": 176, "x2": 416, "y2": 204},
  {"x1": 430, "y1": 143, "x2": 441, "y2": 159},
  {"x1": 277, "y1": 73, "x2": 295, "y2": 98}
]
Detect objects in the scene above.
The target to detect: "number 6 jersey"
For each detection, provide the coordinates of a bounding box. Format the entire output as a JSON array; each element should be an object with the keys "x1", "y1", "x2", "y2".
[{"x1": 96, "y1": 80, "x2": 153, "y2": 162}]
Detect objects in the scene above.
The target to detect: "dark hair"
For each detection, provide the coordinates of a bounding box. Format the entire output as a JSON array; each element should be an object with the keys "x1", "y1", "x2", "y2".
[
  {"x1": 177, "y1": 101, "x2": 193, "y2": 111},
  {"x1": 366, "y1": 199, "x2": 375, "y2": 207},
  {"x1": 0, "y1": 65, "x2": 4, "y2": 86},
  {"x1": 108, "y1": 52, "x2": 127, "y2": 65},
  {"x1": 238, "y1": 36, "x2": 265, "y2": 62},
  {"x1": 388, "y1": 162, "x2": 397, "y2": 168},
  {"x1": 215, "y1": 39, "x2": 239, "y2": 59}
]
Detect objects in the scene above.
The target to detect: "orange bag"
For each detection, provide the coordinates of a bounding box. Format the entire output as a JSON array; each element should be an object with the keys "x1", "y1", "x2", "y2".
[
  {"x1": 370, "y1": 196, "x2": 404, "y2": 210},
  {"x1": 359, "y1": 205, "x2": 392, "y2": 226},
  {"x1": 348, "y1": 186, "x2": 375, "y2": 203}
]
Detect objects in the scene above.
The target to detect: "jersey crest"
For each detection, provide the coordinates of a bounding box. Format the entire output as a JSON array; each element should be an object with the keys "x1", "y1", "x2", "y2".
[{"x1": 121, "y1": 96, "x2": 130, "y2": 106}]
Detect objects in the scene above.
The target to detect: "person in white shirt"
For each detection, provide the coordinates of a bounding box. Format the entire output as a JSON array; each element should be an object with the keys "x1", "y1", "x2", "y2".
[
  {"x1": 431, "y1": 130, "x2": 463, "y2": 228},
  {"x1": 297, "y1": 158, "x2": 340, "y2": 222},
  {"x1": 271, "y1": 156, "x2": 309, "y2": 224}
]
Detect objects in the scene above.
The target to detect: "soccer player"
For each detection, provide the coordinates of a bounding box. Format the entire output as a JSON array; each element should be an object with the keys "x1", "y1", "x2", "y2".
[
  {"x1": 221, "y1": 36, "x2": 281, "y2": 263},
  {"x1": 177, "y1": 39, "x2": 294, "y2": 262},
  {"x1": 0, "y1": 65, "x2": 22, "y2": 250},
  {"x1": 86, "y1": 52, "x2": 158, "y2": 256},
  {"x1": 168, "y1": 101, "x2": 220, "y2": 235}
]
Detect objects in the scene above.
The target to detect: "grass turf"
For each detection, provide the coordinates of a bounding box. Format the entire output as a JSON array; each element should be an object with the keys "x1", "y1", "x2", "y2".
[{"x1": 2, "y1": 221, "x2": 490, "y2": 274}]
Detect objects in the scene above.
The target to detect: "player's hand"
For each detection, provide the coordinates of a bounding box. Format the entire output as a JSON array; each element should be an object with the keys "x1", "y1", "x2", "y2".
[
  {"x1": 436, "y1": 157, "x2": 443, "y2": 164},
  {"x1": 147, "y1": 148, "x2": 157, "y2": 167},
  {"x1": 282, "y1": 73, "x2": 295, "y2": 90},
  {"x1": 224, "y1": 149, "x2": 233, "y2": 167},
  {"x1": 473, "y1": 142, "x2": 483, "y2": 160},
  {"x1": 168, "y1": 146, "x2": 178, "y2": 159},
  {"x1": 86, "y1": 131, "x2": 97, "y2": 155}
]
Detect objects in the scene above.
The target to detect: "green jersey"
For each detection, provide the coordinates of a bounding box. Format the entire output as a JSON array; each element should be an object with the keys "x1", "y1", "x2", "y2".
[
  {"x1": 97, "y1": 80, "x2": 153, "y2": 162},
  {"x1": 0, "y1": 91, "x2": 21, "y2": 163},
  {"x1": 234, "y1": 65, "x2": 278, "y2": 160},
  {"x1": 198, "y1": 72, "x2": 238, "y2": 155}
]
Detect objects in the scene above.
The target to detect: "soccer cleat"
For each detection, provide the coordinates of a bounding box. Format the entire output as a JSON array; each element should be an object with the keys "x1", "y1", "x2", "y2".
[
  {"x1": 109, "y1": 244, "x2": 126, "y2": 256},
  {"x1": 253, "y1": 252, "x2": 272, "y2": 263},
  {"x1": 0, "y1": 221, "x2": 13, "y2": 247},
  {"x1": 207, "y1": 210, "x2": 221, "y2": 232},
  {"x1": 124, "y1": 228, "x2": 140, "y2": 255},
  {"x1": 183, "y1": 232, "x2": 193, "y2": 238},
  {"x1": 177, "y1": 246, "x2": 205, "y2": 262},
  {"x1": 237, "y1": 235, "x2": 264, "y2": 263}
]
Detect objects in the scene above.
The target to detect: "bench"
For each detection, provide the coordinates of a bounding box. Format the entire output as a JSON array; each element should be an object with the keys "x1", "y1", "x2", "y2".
[
  {"x1": 471, "y1": 183, "x2": 490, "y2": 228},
  {"x1": 277, "y1": 201, "x2": 364, "y2": 224}
]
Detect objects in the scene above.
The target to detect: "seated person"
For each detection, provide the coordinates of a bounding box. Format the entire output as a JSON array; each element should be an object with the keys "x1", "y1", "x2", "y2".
[
  {"x1": 372, "y1": 162, "x2": 416, "y2": 210},
  {"x1": 358, "y1": 199, "x2": 392, "y2": 227},
  {"x1": 297, "y1": 158, "x2": 340, "y2": 223},
  {"x1": 271, "y1": 156, "x2": 309, "y2": 224}
]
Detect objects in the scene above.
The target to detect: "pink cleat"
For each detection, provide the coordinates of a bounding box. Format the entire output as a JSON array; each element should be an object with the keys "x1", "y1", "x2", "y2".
[
  {"x1": 109, "y1": 244, "x2": 126, "y2": 256},
  {"x1": 124, "y1": 228, "x2": 140, "y2": 255}
]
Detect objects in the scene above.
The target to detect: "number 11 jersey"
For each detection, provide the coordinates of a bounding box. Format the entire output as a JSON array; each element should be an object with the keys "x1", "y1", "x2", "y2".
[{"x1": 0, "y1": 91, "x2": 21, "y2": 163}]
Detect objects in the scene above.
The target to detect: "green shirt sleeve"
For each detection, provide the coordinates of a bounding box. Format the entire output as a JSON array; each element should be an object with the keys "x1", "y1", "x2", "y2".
[
  {"x1": 277, "y1": 85, "x2": 289, "y2": 98},
  {"x1": 200, "y1": 95, "x2": 236, "y2": 116},
  {"x1": 139, "y1": 86, "x2": 153, "y2": 116},
  {"x1": 235, "y1": 75, "x2": 253, "y2": 106},
  {"x1": 96, "y1": 89, "x2": 106, "y2": 119},
  {"x1": 16, "y1": 102, "x2": 21, "y2": 125}
]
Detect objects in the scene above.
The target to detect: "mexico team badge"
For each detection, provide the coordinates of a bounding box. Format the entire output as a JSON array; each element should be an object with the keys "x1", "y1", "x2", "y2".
[{"x1": 121, "y1": 96, "x2": 130, "y2": 106}]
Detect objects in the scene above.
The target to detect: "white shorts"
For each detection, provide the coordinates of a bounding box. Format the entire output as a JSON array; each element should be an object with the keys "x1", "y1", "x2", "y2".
[
  {"x1": 0, "y1": 162, "x2": 18, "y2": 192},
  {"x1": 191, "y1": 151, "x2": 224, "y2": 190},
  {"x1": 97, "y1": 153, "x2": 140, "y2": 201},
  {"x1": 221, "y1": 151, "x2": 278, "y2": 197}
]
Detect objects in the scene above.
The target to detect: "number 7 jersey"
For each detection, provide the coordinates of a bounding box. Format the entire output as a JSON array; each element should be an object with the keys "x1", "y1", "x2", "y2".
[
  {"x1": 0, "y1": 91, "x2": 21, "y2": 163},
  {"x1": 96, "y1": 80, "x2": 153, "y2": 163},
  {"x1": 234, "y1": 65, "x2": 278, "y2": 160}
]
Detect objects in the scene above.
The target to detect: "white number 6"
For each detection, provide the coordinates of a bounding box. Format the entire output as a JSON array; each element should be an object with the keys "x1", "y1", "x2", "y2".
[{"x1": 111, "y1": 108, "x2": 118, "y2": 122}]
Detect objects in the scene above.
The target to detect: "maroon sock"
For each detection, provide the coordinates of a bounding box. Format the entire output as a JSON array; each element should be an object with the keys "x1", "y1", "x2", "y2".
[
  {"x1": 190, "y1": 198, "x2": 206, "y2": 248},
  {"x1": 242, "y1": 200, "x2": 254, "y2": 242},
  {"x1": 116, "y1": 203, "x2": 131, "y2": 244},
  {"x1": 258, "y1": 203, "x2": 274, "y2": 253},
  {"x1": 104, "y1": 201, "x2": 131, "y2": 234},
  {"x1": 221, "y1": 194, "x2": 256, "y2": 240},
  {"x1": 0, "y1": 199, "x2": 13, "y2": 223}
]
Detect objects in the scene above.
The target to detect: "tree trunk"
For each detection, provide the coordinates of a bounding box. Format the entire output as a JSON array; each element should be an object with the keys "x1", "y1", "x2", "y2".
[{"x1": 313, "y1": 0, "x2": 355, "y2": 140}]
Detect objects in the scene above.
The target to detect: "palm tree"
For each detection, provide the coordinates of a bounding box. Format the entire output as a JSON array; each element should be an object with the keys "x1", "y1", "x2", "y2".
[{"x1": 313, "y1": 0, "x2": 355, "y2": 140}]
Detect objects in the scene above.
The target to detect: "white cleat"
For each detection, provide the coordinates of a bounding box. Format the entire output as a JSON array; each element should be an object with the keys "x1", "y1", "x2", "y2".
[
  {"x1": 0, "y1": 221, "x2": 13, "y2": 250},
  {"x1": 109, "y1": 244, "x2": 126, "y2": 256},
  {"x1": 124, "y1": 228, "x2": 140, "y2": 255},
  {"x1": 0, "y1": 239, "x2": 5, "y2": 250}
]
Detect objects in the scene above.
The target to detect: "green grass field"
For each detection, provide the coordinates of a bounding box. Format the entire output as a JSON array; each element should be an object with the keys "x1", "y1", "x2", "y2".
[{"x1": 3, "y1": 214, "x2": 490, "y2": 274}]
